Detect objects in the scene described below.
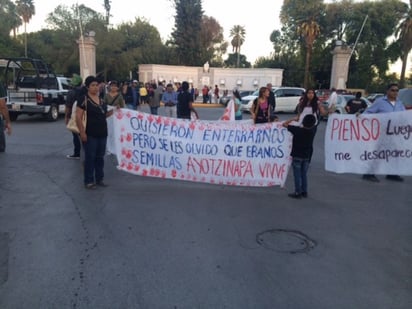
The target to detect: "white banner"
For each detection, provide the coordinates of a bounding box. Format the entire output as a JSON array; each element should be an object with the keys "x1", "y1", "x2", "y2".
[
  {"x1": 219, "y1": 99, "x2": 235, "y2": 121},
  {"x1": 325, "y1": 110, "x2": 412, "y2": 175},
  {"x1": 110, "y1": 109, "x2": 292, "y2": 187}
]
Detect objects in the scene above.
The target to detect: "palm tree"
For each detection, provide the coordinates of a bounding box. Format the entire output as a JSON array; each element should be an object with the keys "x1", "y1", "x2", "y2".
[
  {"x1": 3, "y1": 1, "x2": 23, "y2": 39},
  {"x1": 395, "y1": 0, "x2": 412, "y2": 88},
  {"x1": 104, "y1": 0, "x2": 111, "y2": 29},
  {"x1": 16, "y1": 0, "x2": 35, "y2": 57},
  {"x1": 229, "y1": 25, "x2": 246, "y2": 67},
  {"x1": 298, "y1": 19, "x2": 320, "y2": 89}
]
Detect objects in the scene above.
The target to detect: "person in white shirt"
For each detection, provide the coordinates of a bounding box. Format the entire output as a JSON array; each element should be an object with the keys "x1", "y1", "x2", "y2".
[{"x1": 328, "y1": 87, "x2": 338, "y2": 111}]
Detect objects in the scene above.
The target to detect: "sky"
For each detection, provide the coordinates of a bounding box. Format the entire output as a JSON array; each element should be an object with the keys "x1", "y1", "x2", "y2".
[
  {"x1": 25, "y1": 0, "x2": 281, "y2": 64},
  {"x1": 24, "y1": 0, "x2": 409, "y2": 72}
]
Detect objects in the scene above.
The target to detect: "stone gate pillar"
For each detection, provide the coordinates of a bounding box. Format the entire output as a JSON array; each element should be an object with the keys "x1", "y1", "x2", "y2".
[
  {"x1": 76, "y1": 31, "x2": 97, "y2": 79},
  {"x1": 330, "y1": 41, "x2": 352, "y2": 90}
]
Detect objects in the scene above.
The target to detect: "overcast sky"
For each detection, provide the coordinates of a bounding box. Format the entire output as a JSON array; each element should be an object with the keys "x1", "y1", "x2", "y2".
[{"x1": 25, "y1": 0, "x2": 409, "y2": 71}]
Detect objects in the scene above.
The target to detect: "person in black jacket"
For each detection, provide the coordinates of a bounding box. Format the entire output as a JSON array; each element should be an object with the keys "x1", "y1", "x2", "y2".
[
  {"x1": 266, "y1": 83, "x2": 277, "y2": 121},
  {"x1": 177, "y1": 81, "x2": 199, "y2": 120},
  {"x1": 283, "y1": 114, "x2": 317, "y2": 199}
]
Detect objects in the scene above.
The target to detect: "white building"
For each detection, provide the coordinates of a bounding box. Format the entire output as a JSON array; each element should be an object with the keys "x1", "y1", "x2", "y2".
[{"x1": 138, "y1": 64, "x2": 283, "y2": 91}]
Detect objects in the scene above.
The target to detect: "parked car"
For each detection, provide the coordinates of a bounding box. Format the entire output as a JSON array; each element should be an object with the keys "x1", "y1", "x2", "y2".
[
  {"x1": 240, "y1": 90, "x2": 259, "y2": 112},
  {"x1": 321, "y1": 94, "x2": 372, "y2": 120},
  {"x1": 239, "y1": 90, "x2": 256, "y2": 98},
  {"x1": 219, "y1": 89, "x2": 256, "y2": 106},
  {"x1": 241, "y1": 87, "x2": 305, "y2": 113},
  {"x1": 315, "y1": 88, "x2": 348, "y2": 104},
  {"x1": 366, "y1": 93, "x2": 384, "y2": 103},
  {"x1": 219, "y1": 93, "x2": 232, "y2": 106},
  {"x1": 398, "y1": 88, "x2": 412, "y2": 110}
]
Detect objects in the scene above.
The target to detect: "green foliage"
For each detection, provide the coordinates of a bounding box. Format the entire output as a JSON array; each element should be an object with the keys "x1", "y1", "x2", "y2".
[
  {"x1": 224, "y1": 53, "x2": 251, "y2": 68},
  {"x1": 1, "y1": 0, "x2": 408, "y2": 90},
  {"x1": 200, "y1": 16, "x2": 226, "y2": 66},
  {"x1": 170, "y1": 0, "x2": 203, "y2": 66},
  {"x1": 0, "y1": 0, "x2": 21, "y2": 38},
  {"x1": 16, "y1": 0, "x2": 35, "y2": 24}
]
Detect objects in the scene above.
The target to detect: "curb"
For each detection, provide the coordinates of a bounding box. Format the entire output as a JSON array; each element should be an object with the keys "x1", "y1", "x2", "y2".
[
  {"x1": 193, "y1": 103, "x2": 223, "y2": 108},
  {"x1": 159, "y1": 103, "x2": 223, "y2": 108}
]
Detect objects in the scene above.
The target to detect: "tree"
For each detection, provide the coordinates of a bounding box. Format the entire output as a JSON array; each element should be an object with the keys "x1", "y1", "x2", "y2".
[
  {"x1": 229, "y1": 25, "x2": 246, "y2": 68},
  {"x1": 0, "y1": 0, "x2": 21, "y2": 39},
  {"x1": 40, "y1": 4, "x2": 106, "y2": 75},
  {"x1": 199, "y1": 16, "x2": 227, "y2": 66},
  {"x1": 395, "y1": 0, "x2": 412, "y2": 88},
  {"x1": 16, "y1": 0, "x2": 35, "y2": 57},
  {"x1": 344, "y1": 0, "x2": 407, "y2": 88},
  {"x1": 223, "y1": 53, "x2": 251, "y2": 68},
  {"x1": 281, "y1": 0, "x2": 324, "y2": 88},
  {"x1": 298, "y1": 19, "x2": 320, "y2": 89},
  {"x1": 170, "y1": 0, "x2": 203, "y2": 66}
]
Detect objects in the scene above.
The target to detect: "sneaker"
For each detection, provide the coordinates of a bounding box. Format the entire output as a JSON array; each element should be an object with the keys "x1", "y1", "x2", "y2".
[
  {"x1": 288, "y1": 192, "x2": 302, "y2": 199},
  {"x1": 66, "y1": 154, "x2": 80, "y2": 160},
  {"x1": 385, "y1": 175, "x2": 404, "y2": 182},
  {"x1": 362, "y1": 175, "x2": 380, "y2": 182},
  {"x1": 301, "y1": 192, "x2": 308, "y2": 198},
  {"x1": 96, "y1": 181, "x2": 108, "y2": 187},
  {"x1": 85, "y1": 183, "x2": 97, "y2": 190}
]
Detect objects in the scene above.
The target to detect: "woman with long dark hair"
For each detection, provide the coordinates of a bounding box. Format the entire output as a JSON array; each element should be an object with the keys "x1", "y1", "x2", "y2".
[
  {"x1": 295, "y1": 88, "x2": 328, "y2": 127},
  {"x1": 286, "y1": 88, "x2": 330, "y2": 162},
  {"x1": 251, "y1": 86, "x2": 271, "y2": 124}
]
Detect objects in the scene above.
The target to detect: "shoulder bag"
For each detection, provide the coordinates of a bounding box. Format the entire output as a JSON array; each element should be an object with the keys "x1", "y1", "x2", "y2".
[{"x1": 67, "y1": 98, "x2": 87, "y2": 134}]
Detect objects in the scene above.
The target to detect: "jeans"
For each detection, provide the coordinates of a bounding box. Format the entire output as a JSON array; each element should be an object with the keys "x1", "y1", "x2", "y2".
[
  {"x1": 292, "y1": 158, "x2": 310, "y2": 194},
  {"x1": 83, "y1": 136, "x2": 107, "y2": 185},
  {"x1": 71, "y1": 132, "x2": 81, "y2": 156},
  {"x1": 150, "y1": 107, "x2": 158, "y2": 115},
  {"x1": 126, "y1": 103, "x2": 136, "y2": 110}
]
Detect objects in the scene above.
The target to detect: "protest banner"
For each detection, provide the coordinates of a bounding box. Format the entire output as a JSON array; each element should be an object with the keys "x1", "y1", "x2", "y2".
[
  {"x1": 325, "y1": 110, "x2": 412, "y2": 175},
  {"x1": 219, "y1": 99, "x2": 235, "y2": 121},
  {"x1": 111, "y1": 109, "x2": 292, "y2": 187}
]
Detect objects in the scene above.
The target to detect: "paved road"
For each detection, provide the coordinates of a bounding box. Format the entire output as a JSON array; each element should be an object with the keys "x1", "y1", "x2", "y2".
[{"x1": 0, "y1": 106, "x2": 411, "y2": 309}]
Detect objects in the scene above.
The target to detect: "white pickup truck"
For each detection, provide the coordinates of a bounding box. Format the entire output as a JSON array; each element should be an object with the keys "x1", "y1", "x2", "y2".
[{"x1": 1, "y1": 57, "x2": 71, "y2": 121}]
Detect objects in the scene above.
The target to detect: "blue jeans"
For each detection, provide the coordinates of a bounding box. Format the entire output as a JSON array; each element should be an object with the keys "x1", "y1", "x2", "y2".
[
  {"x1": 71, "y1": 132, "x2": 81, "y2": 156},
  {"x1": 150, "y1": 107, "x2": 159, "y2": 115},
  {"x1": 83, "y1": 136, "x2": 107, "y2": 185},
  {"x1": 126, "y1": 103, "x2": 136, "y2": 110},
  {"x1": 292, "y1": 158, "x2": 310, "y2": 194}
]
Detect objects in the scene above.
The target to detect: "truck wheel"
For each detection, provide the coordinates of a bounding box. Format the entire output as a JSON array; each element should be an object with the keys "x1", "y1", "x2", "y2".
[
  {"x1": 9, "y1": 112, "x2": 18, "y2": 121},
  {"x1": 46, "y1": 104, "x2": 59, "y2": 121}
]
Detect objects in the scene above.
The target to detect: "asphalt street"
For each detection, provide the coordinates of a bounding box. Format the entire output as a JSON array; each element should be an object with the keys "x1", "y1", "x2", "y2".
[{"x1": 0, "y1": 105, "x2": 411, "y2": 309}]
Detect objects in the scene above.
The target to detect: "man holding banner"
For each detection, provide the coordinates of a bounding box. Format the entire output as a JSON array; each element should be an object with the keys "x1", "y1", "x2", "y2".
[{"x1": 362, "y1": 83, "x2": 405, "y2": 182}]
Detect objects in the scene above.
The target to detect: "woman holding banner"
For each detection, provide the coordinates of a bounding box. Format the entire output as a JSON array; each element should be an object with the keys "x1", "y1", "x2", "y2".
[
  {"x1": 233, "y1": 90, "x2": 243, "y2": 120},
  {"x1": 251, "y1": 86, "x2": 271, "y2": 124},
  {"x1": 294, "y1": 88, "x2": 328, "y2": 127},
  {"x1": 286, "y1": 88, "x2": 330, "y2": 162}
]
